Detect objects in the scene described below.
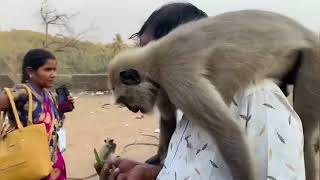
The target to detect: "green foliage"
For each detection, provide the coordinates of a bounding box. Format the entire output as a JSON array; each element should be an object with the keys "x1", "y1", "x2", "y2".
[{"x1": 0, "y1": 30, "x2": 129, "y2": 74}]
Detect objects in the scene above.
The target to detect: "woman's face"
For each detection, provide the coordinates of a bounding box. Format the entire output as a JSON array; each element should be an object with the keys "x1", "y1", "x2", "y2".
[{"x1": 29, "y1": 59, "x2": 57, "y2": 89}]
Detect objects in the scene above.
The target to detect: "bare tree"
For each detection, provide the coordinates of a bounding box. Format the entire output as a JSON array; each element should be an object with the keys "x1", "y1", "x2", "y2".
[
  {"x1": 40, "y1": 0, "x2": 92, "y2": 52},
  {"x1": 106, "y1": 33, "x2": 129, "y2": 58}
]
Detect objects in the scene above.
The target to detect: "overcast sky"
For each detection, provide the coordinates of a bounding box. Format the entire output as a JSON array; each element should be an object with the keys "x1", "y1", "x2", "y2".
[{"x1": 0, "y1": 0, "x2": 319, "y2": 43}]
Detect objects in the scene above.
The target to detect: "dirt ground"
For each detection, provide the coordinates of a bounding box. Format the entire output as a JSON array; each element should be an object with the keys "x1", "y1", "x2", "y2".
[
  {"x1": 63, "y1": 94, "x2": 159, "y2": 179},
  {"x1": 63, "y1": 94, "x2": 319, "y2": 180}
]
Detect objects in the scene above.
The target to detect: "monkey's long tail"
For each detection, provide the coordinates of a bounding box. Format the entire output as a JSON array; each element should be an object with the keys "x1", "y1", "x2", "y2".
[{"x1": 293, "y1": 42, "x2": 320, "y2": 180}]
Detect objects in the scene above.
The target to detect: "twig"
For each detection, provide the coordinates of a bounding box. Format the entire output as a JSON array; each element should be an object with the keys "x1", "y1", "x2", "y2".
[
  {"x1": 141, "y1": 133, "x2": 159, "y2": 140},
  {"x1": 69, "y1": 134, "x2": 159, "y2": 180},
  {"x1": 123, "y1": 142, "x2": 158, "y2": 153}
]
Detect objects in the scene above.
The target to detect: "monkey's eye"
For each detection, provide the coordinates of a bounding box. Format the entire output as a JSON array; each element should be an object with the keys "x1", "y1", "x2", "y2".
[{"x1": 120, "y1": 69, "x2": 141, "y2": 85}]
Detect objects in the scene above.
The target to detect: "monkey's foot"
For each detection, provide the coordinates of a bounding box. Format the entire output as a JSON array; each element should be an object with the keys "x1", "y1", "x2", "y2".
[{"x1": 145, "y1": 154, "x2": 161, "y2": 165}]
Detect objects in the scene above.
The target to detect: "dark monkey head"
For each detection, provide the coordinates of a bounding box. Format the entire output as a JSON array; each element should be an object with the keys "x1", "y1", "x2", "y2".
[
  {"x1": 112, "y1": 71, "x2": 159, "y2": 113},
  {"x1": 108, "y1": 2, "x2": 207, "y2": 114},
  {"x1": 108, "y1": 49, "x2": 160, "y2": 114}
]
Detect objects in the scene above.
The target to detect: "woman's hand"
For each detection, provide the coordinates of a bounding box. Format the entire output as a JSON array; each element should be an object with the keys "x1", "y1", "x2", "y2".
[
  {"x1": 58, "y1": 96, "x2": 74, "y2": 126},
  {"x1": 67, "y1": 96, "x2": 75, "y2": 106},
  {"x1": 0, "y1": 118, "x2": 16, "y2": 138}
]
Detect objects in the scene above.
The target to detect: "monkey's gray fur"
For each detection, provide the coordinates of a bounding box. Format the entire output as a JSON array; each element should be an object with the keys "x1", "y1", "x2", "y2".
[{"x1": 108, "y1": 10, "x2": 320, "y2": 180}]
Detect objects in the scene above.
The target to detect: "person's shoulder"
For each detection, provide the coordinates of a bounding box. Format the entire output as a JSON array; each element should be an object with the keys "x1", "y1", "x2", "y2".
[
  {"x1": 232, "y1": 79, "x2": 289, "y2": 109},
  {"x1": 239, "y1": 79, "x2": 284, "y2": 97}
]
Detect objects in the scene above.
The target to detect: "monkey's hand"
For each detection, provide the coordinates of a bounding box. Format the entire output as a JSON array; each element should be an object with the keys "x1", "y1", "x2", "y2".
[{"x1": 94, "y1": 139, "x2": 117, "y2": 175}]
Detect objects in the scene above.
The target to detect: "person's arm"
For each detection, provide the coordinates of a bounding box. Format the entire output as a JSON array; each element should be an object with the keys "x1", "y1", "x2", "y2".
[
  {"x1": 96, "y1": 158, "x2": 162, "y2": 180},
  {"x1": 0, "y1": 87, "x2": 28, "y2": 137},
  {"x1": 0, "y1": 91, "x2": 15, "y2": 138},
  {"x1": 0, "y1": 86, "x2": 28, "y2": 111},
  {"x1": 0, "y1": 91, "x2": 10, "y2": 111}
]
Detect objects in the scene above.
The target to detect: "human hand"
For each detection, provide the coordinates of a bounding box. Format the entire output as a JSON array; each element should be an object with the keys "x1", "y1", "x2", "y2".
[
  {"x1": 95, "y1": 157, "x2": 139, "y2": 177},
  {"x1": 67, "y1": 96, "x2": 75, "y2": 105},
  {"x1": 0, "y1": 119, "x2": 15, "y2": 138},
  {"x1": 113, "y1": 163, "x2": 160, "y2": 180},
  {"x1": 95, "y1": 157, "x2": 161, "y2": 180}
]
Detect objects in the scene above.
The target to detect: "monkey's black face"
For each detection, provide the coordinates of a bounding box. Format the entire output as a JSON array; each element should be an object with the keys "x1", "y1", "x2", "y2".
[{"x1": 112, "y1": 69, "x2": 160, "y2": 114}]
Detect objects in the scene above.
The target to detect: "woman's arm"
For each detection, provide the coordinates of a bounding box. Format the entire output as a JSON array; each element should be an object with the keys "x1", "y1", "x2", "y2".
[
  {"x1": 0, "y1": 91, "x2": 10, "y2": 111},
  {"x1": 0, "y1": 90, "x2": 17, "y2": 138},
  {"x1": 0, "y1": 91, "x2": 14, "y2": 138},
  {"x1": 0, "y1": 86, "x2": 27, "y2": 111}
]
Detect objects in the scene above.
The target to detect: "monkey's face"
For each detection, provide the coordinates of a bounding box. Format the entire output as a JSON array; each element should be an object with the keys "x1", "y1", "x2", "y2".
[{"x1": 110, "y1": 69, "x2": 160, "y2": 114}]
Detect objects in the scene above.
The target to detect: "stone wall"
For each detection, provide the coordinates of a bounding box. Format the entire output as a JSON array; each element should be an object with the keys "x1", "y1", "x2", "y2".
[{"x1": 63, "y1": 74, "x2": 109, "y2": 91}]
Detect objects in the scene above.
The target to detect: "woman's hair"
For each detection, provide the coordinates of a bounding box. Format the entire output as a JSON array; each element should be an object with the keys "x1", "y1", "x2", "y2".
[
  {"x1": 130, "y1": 2, "x2": 208, "y2": 40},
  {"x1": 21, "y1": 48, "x2": 56, "y2": 83}
]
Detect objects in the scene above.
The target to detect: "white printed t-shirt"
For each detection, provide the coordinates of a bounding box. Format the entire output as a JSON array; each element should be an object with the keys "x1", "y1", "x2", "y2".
[{"x1": 157, "y1": 80, "x2": 305, "y2": 180}]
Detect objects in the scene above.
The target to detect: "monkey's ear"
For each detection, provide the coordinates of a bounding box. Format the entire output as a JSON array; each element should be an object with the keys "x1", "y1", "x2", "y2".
[{"x1": 120, "y1": 69, "x2": 141, "y2": 85}]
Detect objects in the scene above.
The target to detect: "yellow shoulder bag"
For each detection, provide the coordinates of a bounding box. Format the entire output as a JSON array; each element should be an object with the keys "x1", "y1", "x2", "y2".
[{"x1": 0, "y1": 84, "x2": 53, "y2": 180}]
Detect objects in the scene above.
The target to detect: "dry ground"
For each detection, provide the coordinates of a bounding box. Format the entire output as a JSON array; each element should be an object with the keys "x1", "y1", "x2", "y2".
[
  {"x1": 63, "y1": 94, "x2": 159, "y2": 179},
  {"x1": 63, "y1": 94, "x2": 319, "y2": 180}
]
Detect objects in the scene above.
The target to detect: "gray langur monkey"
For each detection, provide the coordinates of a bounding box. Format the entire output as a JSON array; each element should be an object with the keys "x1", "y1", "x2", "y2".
[{"x1": 108, "y1": 10, "x2": 320, "y2": 180}]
